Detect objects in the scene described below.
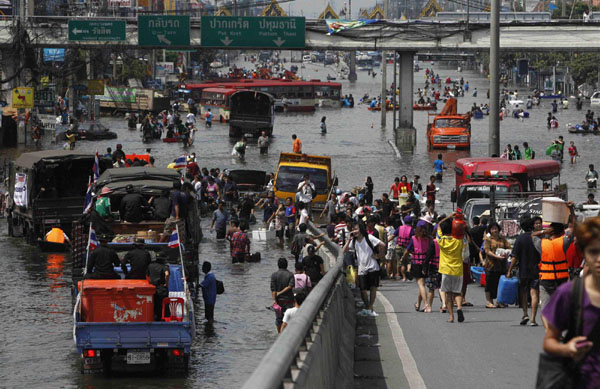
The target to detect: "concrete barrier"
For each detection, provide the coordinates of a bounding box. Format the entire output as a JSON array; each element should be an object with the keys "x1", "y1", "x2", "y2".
[{"x1": 242, "y1": 222, "x2": 355, "y2": 389}]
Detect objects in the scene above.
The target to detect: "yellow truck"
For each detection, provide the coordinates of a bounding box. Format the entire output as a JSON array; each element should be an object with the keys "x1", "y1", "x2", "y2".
[{"x1": 273, "y1": 153, "x2": 336, "y2": 210}]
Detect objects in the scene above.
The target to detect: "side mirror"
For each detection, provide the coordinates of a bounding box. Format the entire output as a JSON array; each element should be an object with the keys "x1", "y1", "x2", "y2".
[{"x1": 450, "y1": 188, "x2": 457, "y2": 203}]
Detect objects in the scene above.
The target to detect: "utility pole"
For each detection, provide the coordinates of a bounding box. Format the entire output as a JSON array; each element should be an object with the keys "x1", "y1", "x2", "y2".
[
  {"x1": 562, "y1": 0, "x2": 566, "y2": 17},
  {"x1": 489, "y1": 0, "x2": 500, "y2": 156},
  {"x1": 381, "y1": 0, "x2": 389, "y2": 127},
  {"x1": 348, "y1": 0, "x2": 357, "y2": 82}
]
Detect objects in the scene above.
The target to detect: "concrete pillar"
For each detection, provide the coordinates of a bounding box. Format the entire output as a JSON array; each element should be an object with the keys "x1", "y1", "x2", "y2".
[
  {"x1": 348, "y1": 53, "x2": 357, "y2": 82},
  {"x1": 395, "y1": 51, "x2": 416, "y2": 152},
  {"x1": 397, "y1": 52, "x2": 414, "y2": 129}
]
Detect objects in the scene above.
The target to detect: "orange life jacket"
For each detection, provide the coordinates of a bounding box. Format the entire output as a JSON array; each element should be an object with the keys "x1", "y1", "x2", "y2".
[
  {"x1": 539, "y1": 236, "x2": 569, "y2": 281},
  {"x1": 45, "y1": 228, "x2": 65, "y2": 244}
]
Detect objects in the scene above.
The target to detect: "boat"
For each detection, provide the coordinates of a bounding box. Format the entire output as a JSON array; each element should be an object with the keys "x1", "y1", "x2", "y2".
[
  {"x1": 473, "y1": 111, "x2": 484, "y2": 119},
  {"x1": 162, "y1": 137, "x2": 181, "y2": 143},
  {"x1": 512, "y1": 111, "x2": 530, "y2": 119},
  {"x1": 539, "y1": 93, "x2": 563, "y2": 99},
  {"x1": 37, "y1": 239, "x2": 69, "y2": 252},
  {"x1": 368, "y1": 105, "x2": 398, "y2": 111},
  {"x1": 413, "y1": 102, "x2": 437, "y2": 111},
  {"x1": 568, "y1": 123, "x2": 593, "y2": 134}
]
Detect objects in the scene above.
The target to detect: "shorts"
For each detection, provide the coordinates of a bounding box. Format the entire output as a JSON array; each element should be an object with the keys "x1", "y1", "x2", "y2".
[
  {"x1": 426, "y1": 271, "x2": 442, "y2": 290},
  {"x1": 441, "y1": 274, "x2": 463, "y2": 294},
  {"x1": 275, "y1": 301, "x2": 294, "y2": 327},
  {"x1": 164, "y1": 216, "x2": 186, "y2": 240},
  {"x1": 358, "y1": 271, "x2": 380, "y2": 291},
  {"x1": 519, "y1": 277, "x2": 540, "y2": 292},
  {"x1": 260, "y1": 146, "x2": 268, "y2": 155},
  {"x1": 216, "y1": 229, "x2": 226, "y2": 240},
  {"x1": 485, "y1": 271, "x2": 502, "y2": 300},
  {"x1": 276, "y1": 229, "x2": 284, "y2": 238},
  {"x1": 410, "y1": 264, "x2": 426, "y2": 279},
  {"x1": 394, "y1": 247, "x2": 408, "y2": 265}
]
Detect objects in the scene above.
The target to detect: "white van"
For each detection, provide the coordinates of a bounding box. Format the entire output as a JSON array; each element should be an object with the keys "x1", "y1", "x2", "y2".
[
  {"x1": 302, "y1": 55, "x2": 312, "y2": 63},
  {"x1": 590, "y1": 91, "x2": 600, "y2": 105}
]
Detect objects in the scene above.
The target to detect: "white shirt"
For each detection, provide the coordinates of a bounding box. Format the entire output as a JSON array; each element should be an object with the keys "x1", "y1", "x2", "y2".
[
  {"x1": 297, "y1": 180, "x2": 315, "y2": 203},
  {"x1": 186, "y1": 113, "x2": 196, "y2": 125},
  {"x1": 349, "y1": 234, "x2": 381, "y2": 275},
  {"x1": 167, "y1": 114, "x2": 174, "y2": 125},
  {"x1": 283, "y1": 306, "x2": 299, "y2": 324},
  {"x1": 298, "y1": 208, "x2": 309, "y2": 227}
]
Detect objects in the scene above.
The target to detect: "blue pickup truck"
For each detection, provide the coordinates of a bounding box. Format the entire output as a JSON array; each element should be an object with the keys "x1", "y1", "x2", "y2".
[{"x1": 73, "y1": 263, "x2": 195, "y2": 375}]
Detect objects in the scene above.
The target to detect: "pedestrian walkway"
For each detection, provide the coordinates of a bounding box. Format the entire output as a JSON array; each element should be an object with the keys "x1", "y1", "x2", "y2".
[{"x1": 354, "y1": 279, "x2": 544, "y2": 388}]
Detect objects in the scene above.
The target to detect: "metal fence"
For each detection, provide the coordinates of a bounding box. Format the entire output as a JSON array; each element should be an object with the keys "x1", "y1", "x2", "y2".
[{"x1": 242, "y1": 222, "x2": 355, "y2": 389}]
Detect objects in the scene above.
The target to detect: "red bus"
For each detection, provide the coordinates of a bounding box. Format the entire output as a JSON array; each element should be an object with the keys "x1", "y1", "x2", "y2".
[
  {"x1": 452, "y1": 158, "x2": 562, "y2": 207},
  {"x1": 199, "y1": 87, "x2": 240, "y2": 123},
  {"x1": 180, "y1": 79, "x2": 342, "y2": 112}
]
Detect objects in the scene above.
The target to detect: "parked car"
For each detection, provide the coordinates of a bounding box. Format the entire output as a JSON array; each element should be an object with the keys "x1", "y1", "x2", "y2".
[{"x1": 56, "y1": 121, "x2": 117, "y2": 141}]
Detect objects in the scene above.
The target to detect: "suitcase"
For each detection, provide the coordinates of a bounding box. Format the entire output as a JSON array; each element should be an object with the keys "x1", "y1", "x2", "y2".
[{"x1": 497, "y1": 275, "x2": 519, "y2": 305}]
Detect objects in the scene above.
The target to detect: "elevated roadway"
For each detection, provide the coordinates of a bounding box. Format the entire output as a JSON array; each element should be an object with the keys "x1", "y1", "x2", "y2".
[{"x1": 0, "y1": 18, "x2": 599, "y2": 51}]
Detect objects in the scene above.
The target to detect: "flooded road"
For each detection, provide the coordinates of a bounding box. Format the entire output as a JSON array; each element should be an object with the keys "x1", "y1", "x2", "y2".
[{"x1": 0, "y1": 59, "x2": 597, "y2": 387}]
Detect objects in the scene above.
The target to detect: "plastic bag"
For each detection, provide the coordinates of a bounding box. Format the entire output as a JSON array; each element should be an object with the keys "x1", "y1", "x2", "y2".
[{"x1": 345, "y1": 265, "x2": 356, "y2": 286}]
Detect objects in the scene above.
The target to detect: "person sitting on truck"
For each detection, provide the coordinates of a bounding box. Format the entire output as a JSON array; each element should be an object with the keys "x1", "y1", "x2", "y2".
[
  {"x1": 45, "y1": 226, "x2": 71, "y2": 245},
  {"x1": 148, "y1": 251, "x2": 170, "y2": 321},
  {"x1": 112, "y1": 144, "x2": 125, "y2": 164},
  {"x1": 148, "y1": 189, "x2": 171, "y2": 220},
  {"x1": 121, "y1": 238, "x2": 152, "y2": 280},
  {"x1": 95, "y1": 187, "x2": 113, "y2": 220},
  {"x1": 120, "y1": 184, "x2": 145, "y2": 223},
  {"x1": 297, "y1": 173, "x2": 315, "y2": 217},
  {"x1": 86, "y1": 234, "x2": 121, "y2": 280}
]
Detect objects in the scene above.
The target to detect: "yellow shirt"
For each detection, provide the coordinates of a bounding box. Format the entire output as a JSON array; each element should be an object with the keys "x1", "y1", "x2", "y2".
[{"x1": 436, "y1": 227, "x2": 463, "y2": 276}]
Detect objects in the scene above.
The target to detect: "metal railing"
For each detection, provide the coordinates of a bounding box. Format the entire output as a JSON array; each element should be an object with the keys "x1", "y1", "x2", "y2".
[{"x1": 242, "y1": 221, "x2": 348, "y2": 389}]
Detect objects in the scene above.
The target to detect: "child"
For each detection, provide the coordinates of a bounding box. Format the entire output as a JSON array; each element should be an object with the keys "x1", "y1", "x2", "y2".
[
  {"x1": 426, "y1": 175, "x2": 437, "y2": 203},
  {"x1": 568, "y1": 141, "x2": 579, "y2": 164},
  {"x1": 294, "y1": 262, "x2": 312, "y2": 292}
]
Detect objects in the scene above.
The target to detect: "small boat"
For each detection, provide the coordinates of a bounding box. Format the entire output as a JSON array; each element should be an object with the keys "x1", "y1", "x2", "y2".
[
  {"x1": 412, "y1": 103, "x2": 437, "y2": 111},
  {"x1": 162, "y1": 137, "x2": 181, "y2": 143},
  {"x1": 38, "y1": 240, "x2": 69, "y2": 252},
  {"x1": 512, "y1": 111, "x2": 530, "y2": 119},
  {"x1": 539, "y1": 94, "x2": 563, "y2": 99},
  {"x1": 473, "y1": 111, "x2": 484, "y2": 119},
  {"x1": 568, "y1": 124, "x2": 592, "y2": 134},
  {"x1": 368, "y1": 105, "x2": 397, "y2": 112}
]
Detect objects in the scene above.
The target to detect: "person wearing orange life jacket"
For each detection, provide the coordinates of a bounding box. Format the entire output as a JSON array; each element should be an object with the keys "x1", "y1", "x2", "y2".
[
  {"x1": 532, "y1": 201, "x2": 576, "y2": 310},
  {"x1": 45, "y1": 227, "x2": 71, "y2": 244},
  {"x1": 401, "y1": 220, "x2": 434, "y2": 312},
  {"x1": 395, "y1": 216, "x2": 414, "y2": 281}
]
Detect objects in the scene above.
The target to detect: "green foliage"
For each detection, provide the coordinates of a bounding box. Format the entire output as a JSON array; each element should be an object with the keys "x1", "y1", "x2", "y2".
[{"x1": 121, "y1": 58, "x2": 149, "y2": 81}]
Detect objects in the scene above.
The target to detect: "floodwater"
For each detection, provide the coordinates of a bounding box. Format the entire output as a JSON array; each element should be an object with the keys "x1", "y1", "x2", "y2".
[{"x1": 0, "y1": 58, "x2": 597, "y2": 387}]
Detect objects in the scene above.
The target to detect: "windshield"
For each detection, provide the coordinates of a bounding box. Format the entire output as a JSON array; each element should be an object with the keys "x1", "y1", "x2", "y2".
[
  {"x1": 435, "y1": 118, "x2": 468, "y2": 128},
  {"x1": 458, "y1": 185, "x2": 509, "y2": 205},
  {"x1": 275, "y1": 166, "x2": 328, "y2": 193}
]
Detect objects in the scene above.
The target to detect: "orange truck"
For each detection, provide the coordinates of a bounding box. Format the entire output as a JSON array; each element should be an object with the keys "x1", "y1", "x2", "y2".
[{"x1": 426, "y1": 98, "x2": 472, "y2": 150}]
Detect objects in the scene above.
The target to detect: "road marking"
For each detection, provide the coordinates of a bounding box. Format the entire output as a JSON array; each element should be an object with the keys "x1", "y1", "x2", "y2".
[{"x1": 378, "y1": 292, "x2": 426, "y2": 389}]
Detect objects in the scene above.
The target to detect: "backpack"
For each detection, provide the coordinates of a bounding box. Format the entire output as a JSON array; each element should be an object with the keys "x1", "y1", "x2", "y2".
[
  {"x1": 216, "y1": 280, "x2": 225, "y2": 295},
  {"x1": 291, "y1": 235, "x2": 303, "y2": 256}
]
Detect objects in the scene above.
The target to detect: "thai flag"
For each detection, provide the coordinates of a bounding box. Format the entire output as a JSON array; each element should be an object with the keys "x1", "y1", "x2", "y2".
[
  {"x1": 88, "y1": 227, "x2": 99, "y2": 251},
  {"x1": 174, "y1": 154, "x2": 187, "y2": 169},
  {"x1": 93, "y1": 152, "x2": 100, "y2": 182},
  {"x1": 168, "y1": 228, "x2": 180, "y2": 248},
  {"x1": 83, "y1": 176, "x2": 93, "y2": 214}
]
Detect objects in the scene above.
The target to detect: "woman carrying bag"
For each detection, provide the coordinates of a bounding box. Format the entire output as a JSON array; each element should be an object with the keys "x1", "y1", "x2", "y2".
[{"x1": 537, "y1": 217, "x2": 600, "y2": 389}]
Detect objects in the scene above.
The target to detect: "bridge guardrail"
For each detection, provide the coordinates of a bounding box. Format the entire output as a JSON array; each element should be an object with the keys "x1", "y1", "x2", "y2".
[{"x1": 242, "y1": 221, "x2": 354, "y2": 389}]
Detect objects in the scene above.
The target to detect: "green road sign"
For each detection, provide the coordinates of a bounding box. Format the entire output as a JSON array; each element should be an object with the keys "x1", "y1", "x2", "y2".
[
  {"x1": 68, "y1": 20, "x2": 126, "y2": 42},
  {"x1": 201, "y1": 16, "x2": 305, "y2": 49},
  {"x1": 138, "y1": 15, "x2": 190, "y2": 47}
]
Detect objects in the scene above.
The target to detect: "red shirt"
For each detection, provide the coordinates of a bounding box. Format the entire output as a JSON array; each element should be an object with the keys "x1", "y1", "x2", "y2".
[
  {"x1": 426, "y1": 183, "x2": 436, "y2": 201},
  {"x1": 390, "y1": 183, "x2": 401, "y2": 199},
  {"x1": 566, "y1": 242, "x2": 583, "y2": 269}
]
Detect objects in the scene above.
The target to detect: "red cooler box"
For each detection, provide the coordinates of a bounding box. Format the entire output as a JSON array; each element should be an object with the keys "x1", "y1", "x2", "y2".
[{"x1": 78, "y1": 280, "x2": 156, "y2": 322}]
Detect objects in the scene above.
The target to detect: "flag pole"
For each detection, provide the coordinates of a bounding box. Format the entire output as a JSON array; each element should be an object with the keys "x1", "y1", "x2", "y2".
[
  {"x1": 80, "y1": 223, "x2": 93, "y2": 301},
  {"x1": 175, "y1": 224, "x2": 187, "y2": 294}
]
